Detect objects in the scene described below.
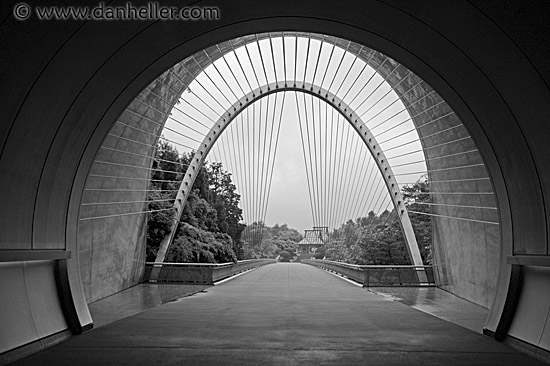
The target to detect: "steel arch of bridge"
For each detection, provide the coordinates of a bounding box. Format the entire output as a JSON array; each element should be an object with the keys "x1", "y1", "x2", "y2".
[{"x1": 153, "y1": 80, "x2": 424, "y2": 269}]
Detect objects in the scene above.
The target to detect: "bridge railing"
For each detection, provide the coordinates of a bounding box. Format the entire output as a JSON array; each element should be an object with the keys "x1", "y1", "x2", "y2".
[
  {"x1": 144, "y1": 259, "x2": 276, "y2": 284},
  {"x1": 302, "y1": 259, "x2": 435, "y2": 287}
]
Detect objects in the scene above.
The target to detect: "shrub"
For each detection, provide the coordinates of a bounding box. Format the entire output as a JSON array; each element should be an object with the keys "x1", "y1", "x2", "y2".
[{"x1": 279, "y1": 250, "x2": 290, "y2": 262}]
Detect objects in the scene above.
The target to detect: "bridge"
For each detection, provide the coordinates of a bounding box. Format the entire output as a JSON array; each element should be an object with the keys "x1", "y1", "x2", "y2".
[{"x1": 10, "y1": 263, "x2": 544, "y2": 365}]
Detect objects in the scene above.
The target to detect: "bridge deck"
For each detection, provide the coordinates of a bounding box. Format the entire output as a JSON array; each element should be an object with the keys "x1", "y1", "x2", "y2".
[{"x1": 14, "y1": 263, "x2": 544, "y2": 365}]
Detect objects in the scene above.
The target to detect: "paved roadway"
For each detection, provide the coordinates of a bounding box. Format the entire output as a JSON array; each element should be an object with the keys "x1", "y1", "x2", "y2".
[{"x1": 14, "y1": 263, "x2": 546, "y2": 365}]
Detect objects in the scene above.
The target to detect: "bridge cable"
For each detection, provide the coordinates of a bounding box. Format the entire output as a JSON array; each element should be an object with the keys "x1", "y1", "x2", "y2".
[{"x1": 294, "y1": 91, "x2": 317, "y2": 227}]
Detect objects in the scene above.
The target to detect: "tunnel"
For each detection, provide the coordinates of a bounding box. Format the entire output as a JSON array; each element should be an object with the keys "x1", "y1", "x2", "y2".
[{"x1": 1, "y1": 0, "x2": 549, "y2": 363}]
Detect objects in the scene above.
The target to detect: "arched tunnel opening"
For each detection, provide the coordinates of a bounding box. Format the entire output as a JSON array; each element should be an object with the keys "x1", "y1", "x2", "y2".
[{"x1": 78, "y1": 31, "x2": 500, "y2": 309}]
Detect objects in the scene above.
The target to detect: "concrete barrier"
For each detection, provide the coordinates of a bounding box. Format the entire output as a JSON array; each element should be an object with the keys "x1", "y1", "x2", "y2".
[
  {"x1": 144, "y1": 259, "x2": 276, "y2": 284},
  {"x1": 302, "y1": 259, "x2": 434, "y2": 287}
]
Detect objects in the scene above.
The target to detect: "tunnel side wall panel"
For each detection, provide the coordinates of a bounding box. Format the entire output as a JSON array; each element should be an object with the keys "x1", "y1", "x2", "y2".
[
  {"x1": 374, "y1": 60, "x2": 500, "y2": 309},
  {"x1": 0, "y1": 261, "x2": 68, "y2": 355},
  {"x1": 77, "y1": 70, "x2": 189, "y2": 303}
]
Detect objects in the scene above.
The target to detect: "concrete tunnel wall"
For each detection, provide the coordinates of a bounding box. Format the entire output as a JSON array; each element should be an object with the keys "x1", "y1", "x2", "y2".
[
  {"x1": 0, "y1": 0, "x2": 549, "y2": 360},
  {"x1": 77, "y1": 49, "x2": 214, "y2": 303},
  {"x1": 78, "y1": 64, "x2": 188, "y2": 303},
  {"x1": 348, "y1": 47, "x2": 500, "y2": 308}
]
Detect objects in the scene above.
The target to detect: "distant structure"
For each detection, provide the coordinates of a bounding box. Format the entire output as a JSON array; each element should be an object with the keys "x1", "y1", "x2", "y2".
[{"x1": 297, "y1": 227, "x2": 328, "y2": 259}]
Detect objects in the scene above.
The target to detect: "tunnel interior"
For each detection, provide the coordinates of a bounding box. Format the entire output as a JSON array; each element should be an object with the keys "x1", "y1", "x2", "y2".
[
  {"x1": 1, "y1": 1, "x2": 550, "y2": 363},
  {"x1": 77, "y1": 32, "x2": 501, "y2": 309}
]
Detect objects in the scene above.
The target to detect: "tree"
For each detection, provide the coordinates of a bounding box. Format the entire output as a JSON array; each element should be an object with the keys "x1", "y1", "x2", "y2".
[
  {"x1": 146, "y1": 193, "x2": 174, "y2": 261},
  {"x1": 145, "y1": 140, "x2": 185, "y2": 261},
  {"x1": 204, "y1": 162, "x2": 245, "y2": 246},
  {"x1": 325, "y1": 239, "x2": 352, "y2": 262},
  {"x1": 279, "y1": 250, "x2": 290, "y2": 262},
  {"x1": 146, "y1": 141, "x2": 245, "y2": 263},
  {"x1": 401, "y1": 174, "x2": 432, "y2": 264},
  {"x1": 324, "y1": 175, "x2": 432, "y2": 265},
  {"x1": 166, "y1": 223, "x2": 237, "y2": 263},
  {"x1": 241, "y1": 222, "x2": 303, "y2": 258},
  {"x1": 260, "y1": 237, "x2": 277, "y2": 258}
]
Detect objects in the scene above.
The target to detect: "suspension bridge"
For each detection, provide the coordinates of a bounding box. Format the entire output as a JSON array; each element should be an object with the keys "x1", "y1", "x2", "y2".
[{"x1": 79, "y1": 32, "x2": 498, "y2": 276}]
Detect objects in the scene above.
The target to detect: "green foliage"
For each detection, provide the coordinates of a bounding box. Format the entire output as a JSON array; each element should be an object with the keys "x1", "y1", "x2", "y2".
[
  {"x1": 146, "y1": 140, "x2": 244, "y2": 263},
  {"x1": 146, "y1": 141, "x2": 432, "y2": 266},
  {"x1": 146, "y1": 190, "x2": 175, "y2": 260},
  {"x1": 401, "y1": 174, "x2": 432, "y2": 264},
  {"x1": 241, "y1": 222, "x2": 303, "y2": 258},
  {"x1": 285, "y1": 247, "x2": 295, "y2": 258},
  {"x1": 180, "y1": 190, "x2": 219, "y2": 232},
  {"x1": 145, "y1": 141, "x2": 184, "y2": 261},
  {"x1": 324, "y1": 176, "x2": 432, "y2": 265},
  {"x1": 346, "y1": 218, "x2": 410, "y2": 265},
  {"x1": 325, "y1": 240, "x2": 352, "y2": 262},
  {"x1": 279, "y1": 250, "x2": 290, "y2": 262},
  {"x1": 166, "y1": 223, "x2": 237, "y2": 263}
]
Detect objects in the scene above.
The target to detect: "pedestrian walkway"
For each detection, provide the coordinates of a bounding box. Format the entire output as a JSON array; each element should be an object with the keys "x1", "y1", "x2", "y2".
[
  {"x1": 87, "y1": 283, "x2": 211, "y2": 328},
  {"x1": 369, "y1": 286, "x2": 489, "y2": 334},
  {"x1": 13, "y1": 263, "x2": 546, "y2": 365}
]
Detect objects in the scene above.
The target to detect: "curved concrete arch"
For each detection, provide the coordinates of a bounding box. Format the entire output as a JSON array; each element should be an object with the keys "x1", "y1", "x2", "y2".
[
  {"x1": 153, "y1": 81, "x2": 424, "y2": 269},
  {"x1": 139, "y1": 32, "x2": 495, "y2": 297}
]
